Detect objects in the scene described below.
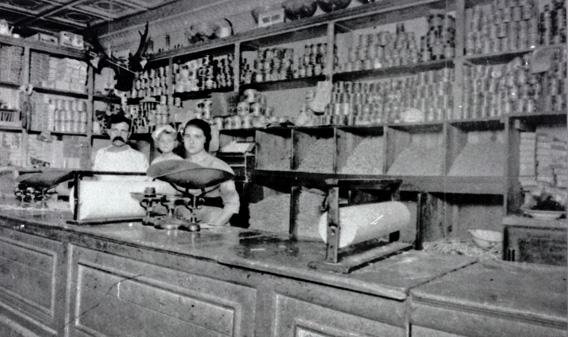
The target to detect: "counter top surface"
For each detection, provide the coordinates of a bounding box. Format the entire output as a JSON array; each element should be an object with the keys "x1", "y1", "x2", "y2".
[
  {"x1": 0, "y1": 204, "x2": 476, "y2": 300},
  {"x1": 411, "y1": 261, "x2": 567, "y2": 326}
]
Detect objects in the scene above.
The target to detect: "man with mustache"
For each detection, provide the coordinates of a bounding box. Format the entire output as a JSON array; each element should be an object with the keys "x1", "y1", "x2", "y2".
[{"x1": 92, "y1": 113, "x2": 149, "y2": 176}]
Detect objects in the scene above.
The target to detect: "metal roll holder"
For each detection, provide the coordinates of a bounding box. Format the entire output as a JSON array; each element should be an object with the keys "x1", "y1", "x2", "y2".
[
  {"x1": 307, "y1": 177, "x2": 425, "y2": 274},
  {"x1": 67, "y1": 170, "x2": 147, "y2": 225}
]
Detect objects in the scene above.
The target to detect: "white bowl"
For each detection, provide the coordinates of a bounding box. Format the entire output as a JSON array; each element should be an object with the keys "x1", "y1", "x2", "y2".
[
  {"x1": 468, "y1": 229, "x2": 502, "y2": 250},
  {"x1": 524, "y1": 209, "x2": 565, "y2": 220}
]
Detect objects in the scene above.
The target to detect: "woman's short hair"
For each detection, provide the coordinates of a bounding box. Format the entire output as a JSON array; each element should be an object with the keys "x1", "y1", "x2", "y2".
[{"x1": 183, "y1": 118, "x2": 212, "y2": 151}]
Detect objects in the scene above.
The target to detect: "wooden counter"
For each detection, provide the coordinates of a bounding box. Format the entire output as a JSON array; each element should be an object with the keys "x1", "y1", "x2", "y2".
[{"x1": 0, "y1": 205, "x2": 565, "y2": 337}]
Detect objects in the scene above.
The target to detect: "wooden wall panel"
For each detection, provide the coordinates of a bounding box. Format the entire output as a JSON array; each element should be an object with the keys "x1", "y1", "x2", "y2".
[
  {"x1": 69, "y1": 247, "x2": 257, "y2": 337},
  {"x1": 410, "y1": 302, "x2": 567, "y2": 337},
  {"x1": 272, "y1": 294, "x2": 405, "y2": 337},
  {"x1": 0, "y1": 227, "x2": 67, "y2": 337}
]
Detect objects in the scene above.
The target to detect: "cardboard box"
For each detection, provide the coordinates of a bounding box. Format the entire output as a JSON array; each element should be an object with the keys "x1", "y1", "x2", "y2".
[{"x1": 28, "y1": 33, "x2": 58, "y2": 45}]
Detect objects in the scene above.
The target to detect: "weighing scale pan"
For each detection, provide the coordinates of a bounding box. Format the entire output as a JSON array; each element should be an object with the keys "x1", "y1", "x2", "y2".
[
  {"x1": 17, "y1": 169, "x2": 74, "y2": 188},
  {"x1": 147, "y1": 160, "x2": 234, "y2": 189}
]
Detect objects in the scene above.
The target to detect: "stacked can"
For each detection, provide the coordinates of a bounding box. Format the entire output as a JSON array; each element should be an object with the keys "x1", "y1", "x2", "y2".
[
  {"x1": 328, "y1": 68, "x2": 453, "y2": 125},
  {"x1": 339, "y1": 23, "x2": 418, "y2": 71},
  {"x1": 132, "y1": 66, "x2": 170, "y2": 98},
  {"x1": 539, "y1": 0, "x2": 567, "y2": 46},
  {"x1": 241, "y1": 43, "x2": 327, "y2": 84},
  {"x1": 540, "y1": 47, "x2": 567, "y2": 113},
  {"x1": 52, "y1": 99, "x2": 89, "y2": 134},
  {"x1": 421, "y1": 12, "x2": 456, "y2": 62},
  {"x1": 462, "y1": 55, "x2": 540, "y2": 119},
  {"x1": 172, "y1": 54, "x2": 233, "y2": 93},
  {"x1": 465, "y1": 0, "x2": 539, "y2": 55}
]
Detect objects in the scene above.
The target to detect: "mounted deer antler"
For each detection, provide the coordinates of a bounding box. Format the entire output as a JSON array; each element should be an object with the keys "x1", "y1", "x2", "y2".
[{"x1": 85, "y1": 22, "x2": 150, "y2": 92}]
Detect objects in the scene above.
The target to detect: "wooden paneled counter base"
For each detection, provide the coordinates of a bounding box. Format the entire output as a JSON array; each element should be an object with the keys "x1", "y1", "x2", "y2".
[{"x1": 0, "y1": 208, "x2": 565, "y2": 337}]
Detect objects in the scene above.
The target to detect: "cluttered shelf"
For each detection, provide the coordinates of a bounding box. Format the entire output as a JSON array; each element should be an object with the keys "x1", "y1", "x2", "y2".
[{"x1": 0, "y1": 34, "x2": 85, "y2": 60}]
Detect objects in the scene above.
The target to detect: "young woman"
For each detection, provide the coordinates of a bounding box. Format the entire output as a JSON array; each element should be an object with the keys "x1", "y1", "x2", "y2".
[{"x1": 181, "y1": 119, "x2": 239, "y2": 226}]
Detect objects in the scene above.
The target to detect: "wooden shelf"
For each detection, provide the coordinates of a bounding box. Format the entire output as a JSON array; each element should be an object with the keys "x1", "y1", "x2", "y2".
[
  {"x1": 253, "y1": 170, "x2": 505, "y2": 195},
  {"x1": 27, "y1": 129, "x2": 88, "y2": 137},
  {"x1": 464, "y1": 44, "x2": 566, "y2": 65},
  {"x1": 33, "y1": 86, "x2": 88, "y2": 99},
  {"x1": 0, "y1": 125, "x2": 23, "y2": 132},
  {"x1": 241, "y1": 75, "x2": 325, "y2": 91},
  {"x1": 333, "y1": 59, "x2": 453, "y2": 82},
  {"x1": 94, "y1": 95, "x2": 121, "y2": 104},
  {"x1": 172, "y1": 87, "x2": 233, "y2": 100},
  {"x1": 0, "y1": 81, "x2": 20, "y2": 88},
  {"x1": 387, "y1": 122, "x2": 444, "y2": 133},
  {"x1": 448, "y1": 118, "x2": 505, "y2": 131}
]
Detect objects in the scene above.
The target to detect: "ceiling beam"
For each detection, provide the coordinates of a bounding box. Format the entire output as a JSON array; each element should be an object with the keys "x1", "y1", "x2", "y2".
[{"x1": 14, "y1": 0, "x2": 87, "y2": 27}]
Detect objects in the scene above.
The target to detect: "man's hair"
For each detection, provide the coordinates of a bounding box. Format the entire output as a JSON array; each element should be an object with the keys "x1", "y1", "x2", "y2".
[{"x1": 108, "y1": 113, "x2": 132, "y2": 130}]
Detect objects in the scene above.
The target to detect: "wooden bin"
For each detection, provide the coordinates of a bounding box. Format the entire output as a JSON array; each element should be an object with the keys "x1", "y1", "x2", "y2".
[
  {"x1": 447, "y1": 120, "x2": 505, "y2": 177},
  {"x1": 255, "y1": 128, "x2": 292, "y2": 170},
  {"x1": 386, "y1": 124, "x2": 444, "y2": 176},
  {"x1": 336, "y1": 126, "x2": 385, "y2": 175},
  {"x1": 293, "y1": 127, "x2": 335, "y2": 173}
]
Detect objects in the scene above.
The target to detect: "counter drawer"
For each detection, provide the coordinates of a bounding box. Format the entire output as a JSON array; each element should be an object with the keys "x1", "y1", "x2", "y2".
[{"x1": 69, "y1": 247, "x2": 257, "y2": 337}]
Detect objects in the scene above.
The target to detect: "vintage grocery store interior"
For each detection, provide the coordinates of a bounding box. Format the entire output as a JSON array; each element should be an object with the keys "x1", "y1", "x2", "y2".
[{"x1": 0, "y1": 0, "x2": 566, "y2": 336}]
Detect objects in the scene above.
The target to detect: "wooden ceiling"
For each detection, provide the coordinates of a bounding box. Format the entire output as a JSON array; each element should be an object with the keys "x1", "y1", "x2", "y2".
[{"x1": 0, "y1": 0, "x2": 178, "y2": 36}]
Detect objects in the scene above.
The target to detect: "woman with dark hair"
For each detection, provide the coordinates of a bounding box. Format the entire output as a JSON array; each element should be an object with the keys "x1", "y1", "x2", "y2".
[{"x1": 182, "y1": 118, "x2": 240, "y2": 226}]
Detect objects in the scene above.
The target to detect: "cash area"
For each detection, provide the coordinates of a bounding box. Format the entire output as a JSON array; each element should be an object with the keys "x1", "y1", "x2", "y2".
[{"x1": 0, "y1": 166, "x2": 565, "y2": 337}]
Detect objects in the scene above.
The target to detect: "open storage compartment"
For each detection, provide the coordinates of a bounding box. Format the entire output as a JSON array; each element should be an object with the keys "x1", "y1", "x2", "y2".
[
  {"x1": 255, "y1": 127, "x2": 292, "y2": 170},
  {"x1": 336, "y1": 126, "x2": 385, "y2": 174},
  {"x1": 447, "y1": 120, "x2": 505, "y2": 177},
  {"x1": 386, "y1": 123, "x2": 444, "y2": 176},
  {"x1": 293, "y1": 127, "x2": 335, "y2": 173}
]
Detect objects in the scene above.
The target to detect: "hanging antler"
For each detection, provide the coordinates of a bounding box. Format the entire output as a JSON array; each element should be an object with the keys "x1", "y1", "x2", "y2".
[{"x1": 85, "y1": 22, "x2": 150, "y2": 92}]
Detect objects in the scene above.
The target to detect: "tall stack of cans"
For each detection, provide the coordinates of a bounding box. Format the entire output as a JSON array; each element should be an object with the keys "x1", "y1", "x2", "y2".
[
  {"x1": 328, "y1": 68, "x2": 453, "y2": 125},
  {"x1": 337, "y1": 14, "x2": 455, "y2": 72},
  {"x1": 465, "y1": 0, "x2": 540, "y2": 55},
  {"x1": 540, "y1": 47, "x2": 566, "y2": 113},
  {"x1": 461, "y1": 55, "x2": 540, "y2": 119},
  {"x1": 539, "y1": 0, "x2": 567, "y2": 45},
  {"x1": 241, "y1": 43, "x2": 327, "y2": 84}
]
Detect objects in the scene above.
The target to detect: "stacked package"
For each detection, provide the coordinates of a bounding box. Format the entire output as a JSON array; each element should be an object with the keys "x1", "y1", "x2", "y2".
[
  {"x1": 518, "y1": 132, "x2": 536, "y2": 188},
  {"x1": 0, "y1": 132, "x2": 23, "y2": 166},
  {"x1": 0, "y1": 45, "x2": 24, "y2": 83},
  {"x1": 30, "y1": 55, "x2": 87, "y2": 93}
]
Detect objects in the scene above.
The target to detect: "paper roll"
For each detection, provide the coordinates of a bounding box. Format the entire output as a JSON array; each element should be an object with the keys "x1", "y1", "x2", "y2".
[
  {"x1": 318, "y1": 201, "x2": 410, "y2": 248},
  {"x1": 71, "y1": 180, "x2": 177, "y2": 221}
]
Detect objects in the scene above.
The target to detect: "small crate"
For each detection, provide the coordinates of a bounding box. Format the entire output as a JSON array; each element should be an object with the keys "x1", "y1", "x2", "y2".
[
  {"x1": 257, "y1": 8, "x2": 285, "y2": 27},
  {"x1": 503, "y1": 222, "x2": 567, "y2": 266}
]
